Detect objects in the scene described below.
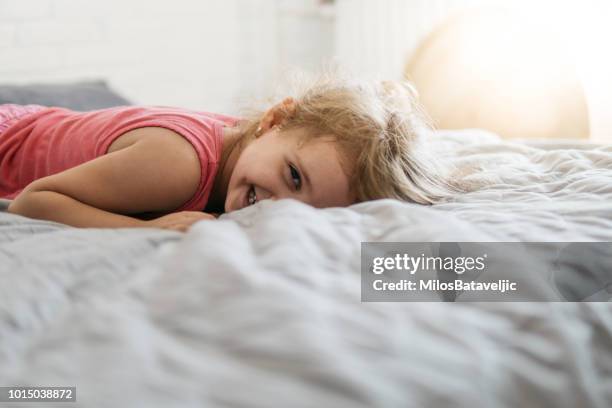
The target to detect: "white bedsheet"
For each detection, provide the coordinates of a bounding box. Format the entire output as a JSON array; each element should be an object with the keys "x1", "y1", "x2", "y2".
[{"x1": 1, "y1": 130, "x2": 611, "y2": 407}]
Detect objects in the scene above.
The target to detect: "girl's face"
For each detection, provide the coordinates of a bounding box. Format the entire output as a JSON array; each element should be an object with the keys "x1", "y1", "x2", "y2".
[{"x1": 225, "y1": 127, "x2": 355, "y2": 212}]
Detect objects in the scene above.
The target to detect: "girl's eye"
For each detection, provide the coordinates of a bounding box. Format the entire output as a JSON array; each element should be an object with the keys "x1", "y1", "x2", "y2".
[{"x1": 289, "y1": 164, "x2": 302, "y2": 191}]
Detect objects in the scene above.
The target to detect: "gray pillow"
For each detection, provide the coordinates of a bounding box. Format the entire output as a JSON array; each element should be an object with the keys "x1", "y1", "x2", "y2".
[
  {"x1": 0, "y1": 80, "x2": 132, "y2": 111},
  {"x1": 0, "y1": 198, "x2": 10, "y2": 212}
]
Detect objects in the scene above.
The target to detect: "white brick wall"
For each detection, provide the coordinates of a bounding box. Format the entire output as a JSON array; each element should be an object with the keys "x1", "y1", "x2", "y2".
[
  {"x1": 0, "y1": 0, "x2": 335, "y2": 115},
  {"x1": 0, "y1": 1, "x2": 53, "y2": 20}
]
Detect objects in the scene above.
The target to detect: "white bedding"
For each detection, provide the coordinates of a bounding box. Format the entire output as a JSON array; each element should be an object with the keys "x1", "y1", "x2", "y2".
[{"x1": 1, "y1": 130, "x2": 611, "y2": 407}]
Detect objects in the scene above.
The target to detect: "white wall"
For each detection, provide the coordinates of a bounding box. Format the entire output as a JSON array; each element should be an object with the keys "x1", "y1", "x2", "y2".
[
  {"x1": 235, "y1": 0, "x2": 334, "y2": 109},
  {"x1": 2, "y1": 0, "x2": 609, "y2": 139},
  {"x1": 335, "y1": 0, "x2": 473, "y2": 81},
  {"x1": 0, "y1": 0, "x2": 334, "y2": 115}
]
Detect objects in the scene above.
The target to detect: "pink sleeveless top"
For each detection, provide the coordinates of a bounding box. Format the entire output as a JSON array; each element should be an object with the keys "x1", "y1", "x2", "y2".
[{"x1": 0, "y1": 104, "x2": 240, "y2": 212}]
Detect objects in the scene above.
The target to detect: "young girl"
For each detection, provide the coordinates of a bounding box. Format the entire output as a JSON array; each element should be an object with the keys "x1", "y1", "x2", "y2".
[{"x1": 1, "y1": 75, "x2": 459, "y2": 232}]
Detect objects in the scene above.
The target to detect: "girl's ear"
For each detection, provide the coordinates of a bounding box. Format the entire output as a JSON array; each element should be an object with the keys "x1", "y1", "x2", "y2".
[{"x1": 256, "y1": 97, "x2": 296, "y2": 137}]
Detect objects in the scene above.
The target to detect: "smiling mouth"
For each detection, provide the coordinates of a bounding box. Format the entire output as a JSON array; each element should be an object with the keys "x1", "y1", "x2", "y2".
[{"x1": 246, "y1": 185, "x2": 257, "y2": 207}]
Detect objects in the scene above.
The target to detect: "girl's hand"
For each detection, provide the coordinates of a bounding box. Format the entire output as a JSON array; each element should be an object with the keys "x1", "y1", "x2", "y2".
[{"x1": 144, "y1": 211, "x2": 217, "y2": 232}]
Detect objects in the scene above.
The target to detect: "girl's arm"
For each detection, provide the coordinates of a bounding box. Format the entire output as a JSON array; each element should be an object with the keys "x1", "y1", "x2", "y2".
[
  {"x1": 7, "y1": 128, "x2": 203, "y2": 229},
  {"x1": 9, "y1": 190, "x2": 148, "y2": 228}
]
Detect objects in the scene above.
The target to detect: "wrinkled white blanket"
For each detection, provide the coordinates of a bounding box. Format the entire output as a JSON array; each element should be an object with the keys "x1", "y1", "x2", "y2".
[{"x1": 1, "y1": 130, "x2": 611, "y2": 407}]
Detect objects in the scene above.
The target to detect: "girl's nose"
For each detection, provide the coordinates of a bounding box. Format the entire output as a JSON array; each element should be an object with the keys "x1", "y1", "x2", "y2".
[
  {"x1": 261, "y1": 190, "x2": 293, "y2": 202},
  {"x1": 257, "y1": 184, "x2": 297, "y2": 202},
  {"x1": 256, "y1": 186, "x2": 275, "y2": 202},
  {"x1": 269, "y1": 190, "x2": 299, "y2": 202}
]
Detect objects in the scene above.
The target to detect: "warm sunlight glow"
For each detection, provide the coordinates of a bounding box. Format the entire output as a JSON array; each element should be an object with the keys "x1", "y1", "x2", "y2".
[{"x1": 406, "y1": 1, "x2": 612, "y2": 140}]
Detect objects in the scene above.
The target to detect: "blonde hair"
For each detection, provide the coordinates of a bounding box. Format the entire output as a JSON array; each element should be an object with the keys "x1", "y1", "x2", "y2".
[{"x1": 237, "y1": 71, "x2": 466, "y2": 205}]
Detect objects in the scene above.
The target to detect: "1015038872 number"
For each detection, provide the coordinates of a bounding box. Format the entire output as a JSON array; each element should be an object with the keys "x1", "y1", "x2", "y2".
[{"x1": 0, "y1": 387, "x2": 76, "y2": 402}]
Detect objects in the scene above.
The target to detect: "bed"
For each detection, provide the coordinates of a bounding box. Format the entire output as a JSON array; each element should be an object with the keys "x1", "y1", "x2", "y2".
[{"x1": 1, "y1": 84, "x2": 612, "y2": 407}]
